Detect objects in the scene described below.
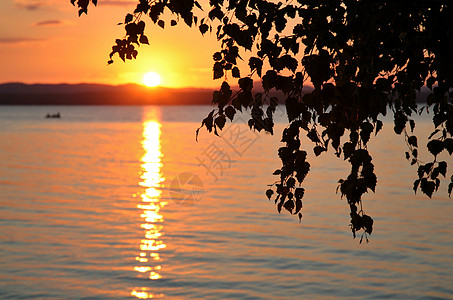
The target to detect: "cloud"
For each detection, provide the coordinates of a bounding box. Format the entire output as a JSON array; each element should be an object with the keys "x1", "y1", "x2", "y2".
[
  {"x1": 14, "y1": 0, "x2": 135, "y2": 11},
  {"x1": 0, "y1": 37, "x2": 43, "y2": 44},
  {"x1": 35, "y1": 19, "x2": 66, "y2": 26},
  {"x1": 99, "y1": 0, "x2": 137, "y2": 7},
  {"x1": 14, "y1": 0, "x2": 46, "y2": 10}
]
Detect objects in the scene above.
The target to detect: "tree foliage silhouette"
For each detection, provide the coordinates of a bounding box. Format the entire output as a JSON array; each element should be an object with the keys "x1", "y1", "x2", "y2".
[{"x1": 73, "y1": 0, "x2": 453, "y2": 242}]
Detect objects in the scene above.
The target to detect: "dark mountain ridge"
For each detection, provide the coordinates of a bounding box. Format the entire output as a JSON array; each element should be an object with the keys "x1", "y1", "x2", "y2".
[{"x1": 0, "y1": 83, "x2": 214, "y2": 105}]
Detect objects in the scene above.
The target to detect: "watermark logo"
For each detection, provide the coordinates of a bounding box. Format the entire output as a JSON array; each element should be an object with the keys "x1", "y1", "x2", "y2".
[{"x1": 170, "y1": 172, "x2": 204, "y2": 206}]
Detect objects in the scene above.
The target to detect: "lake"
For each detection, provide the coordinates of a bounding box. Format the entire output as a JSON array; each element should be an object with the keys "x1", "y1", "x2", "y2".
[{"x1": 0, "y1": 105, "x2": 452, "y2": 299}]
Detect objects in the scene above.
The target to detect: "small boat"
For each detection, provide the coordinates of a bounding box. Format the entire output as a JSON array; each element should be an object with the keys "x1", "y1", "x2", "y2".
[{"x1": 45, "y1": 112, "x2": 61, "y2": 118}]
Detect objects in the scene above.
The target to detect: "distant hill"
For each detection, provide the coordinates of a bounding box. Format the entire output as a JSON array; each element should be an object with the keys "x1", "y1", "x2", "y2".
[
  {"x1": 0, "y1": 82, "x2": 431, "y2": 106},
  {"x1": 0, "y1": 83, "x2": 214, "y2": 105}
]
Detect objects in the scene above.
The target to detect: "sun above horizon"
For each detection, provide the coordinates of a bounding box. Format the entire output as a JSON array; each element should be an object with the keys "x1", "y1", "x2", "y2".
[{"x1": 143, "y1": 72, "x2": 161, "y2": 87}]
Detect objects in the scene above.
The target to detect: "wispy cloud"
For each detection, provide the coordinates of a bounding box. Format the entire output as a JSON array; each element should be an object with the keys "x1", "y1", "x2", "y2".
[
  {"x1": 14, "y1": 0, "x2": 135, "y2": 11},
  {"x1": 0, "y1": 37, "x2": 43, "y2": 44},
  {"x1": 14, "y1": 0, "x2": 46, "y2": 10},
  {"x1": 99, "y1": 0, "x2": 136, "y2": 7},
  {"x1": 35, "y1": 19, "x2": 70, "y2": 26}
]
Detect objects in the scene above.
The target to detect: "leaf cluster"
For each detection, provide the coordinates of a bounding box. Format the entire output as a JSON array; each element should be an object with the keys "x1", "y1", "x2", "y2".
[
  {"x1": 74, "y1": 0, "x2": 453, "y2": 242},
  {"x1": 70, "y1": 0, "x2": 97, "y2": 16}
]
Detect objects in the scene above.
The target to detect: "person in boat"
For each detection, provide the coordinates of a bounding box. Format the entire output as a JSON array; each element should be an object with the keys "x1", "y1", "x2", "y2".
[{"x1": 45, "y1": 112, "x2": 61, "y2": 118}]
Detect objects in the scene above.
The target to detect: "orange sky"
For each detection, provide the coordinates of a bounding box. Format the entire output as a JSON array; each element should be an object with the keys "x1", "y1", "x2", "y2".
[{"x1": 0, "y1": 0, "x2": 225, "y2": 88}]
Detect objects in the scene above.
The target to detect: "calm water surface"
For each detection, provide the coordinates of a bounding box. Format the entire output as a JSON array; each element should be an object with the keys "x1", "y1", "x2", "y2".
[{"x1": 0, "y1": 105, "x2": 452, "y2": 299}]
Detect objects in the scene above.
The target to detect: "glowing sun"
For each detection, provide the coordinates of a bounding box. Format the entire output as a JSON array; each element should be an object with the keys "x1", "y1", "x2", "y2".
[{"x1": 143, "y1": 72, "x2": 161, "y2": 87}]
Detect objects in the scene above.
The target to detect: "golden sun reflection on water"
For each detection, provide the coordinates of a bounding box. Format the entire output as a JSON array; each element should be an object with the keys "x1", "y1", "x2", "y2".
[{"x1": 131, "y1": 108, "x2": 166, "y2": 299}]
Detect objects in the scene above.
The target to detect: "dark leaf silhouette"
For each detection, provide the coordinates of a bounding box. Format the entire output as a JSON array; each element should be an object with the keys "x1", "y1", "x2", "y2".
[
  {"x1": 409, "y1": 120, "x2": 416, "y2": 133},
  {"x1": 125, "y1": 13, "x2": 133, "y2": 24},
  {"x1": 213, "y1": 62, "x2": 224, "y2": 80},
  {"x1": 307, "y1": 129, "x2": 320, "y2": 143},
  {"x1": 215, "y1": 115, "x2": 226, "y2": 130},
  {"x1": 314, "y1": 146, "x2": 326, "y2": 157},
  {"x1": 225, "y1": 106, "x2": 236, "y2": 121},
  {"x1": 438, "y1": 161, "x2": 447, "y2": 178},
  {"x1": 199, "y1": 23, "x2": 209, "y2": 35},
  {"x1": 420, "y1": 178, "x2": 436, "y2": 198},
  {"x1": 213, "y1": 52, "x2": 222, "y2": 61},
  {"x1": 295, "y1": 188, "x2": 304, "y2": 200},
  {"x1": 444, "y1": 138, "x2": 453, "y2": 155},
  {"x1": 414, "y1": 179, "x2": 421, "y2": 194},
  {"x1": 283, "y1": 200, "x2": 294, "y2": 213},
  {"x1": 287, "y1": 178, "x2": 296, "y2": 188},
  {"x1": 360, "y1": 122, "x2": 373, "y2": 145},
  {"x1": 294, "y1": 199, "x2": 302, "y2": 214},
  {"x1": 362, "y1": 215, "x2": 373, "y2": 235},
  {"x1": 238, "y1": 77, "x2": 253, "y2": 91},
  {"x1": 232, "y1": 66, "x2": 240, "y2": 78},
  {"x1": 139, "y1": 35, "x2": 149, "y2": 45},
  {"x1": 266, "y1": 189, "x2": 273, "y2": 200},
  {"x1": 408, "y1": 136, "x2": 418, "y2": 148},
  {"x1": 249, "y1": 57, "x2": 263, "y2": 77},
  {"x1": 427, "y1": 140, "x2": 444, "y2": 157}
]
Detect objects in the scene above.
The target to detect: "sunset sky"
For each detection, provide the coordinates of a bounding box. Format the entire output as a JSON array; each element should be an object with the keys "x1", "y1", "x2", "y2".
[{"x1": 0, "y1": 0, "x2": 223, "y2": 88}]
